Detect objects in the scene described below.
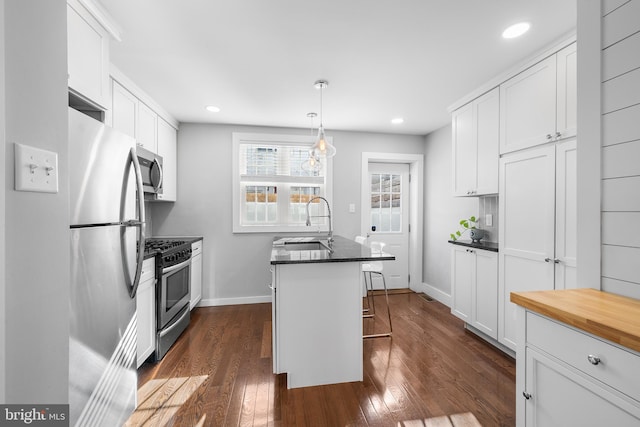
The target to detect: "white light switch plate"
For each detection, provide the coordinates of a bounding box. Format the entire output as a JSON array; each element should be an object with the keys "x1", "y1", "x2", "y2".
[
  {"x1": 349, "y1": 203, "x2": 356, "y2": 213},
  {"x1": 485, "y1": 214, "x2": 493, "y2": 227},
  {"x1": 14, "y1": 143, "x2": 59, "y2": 193}
]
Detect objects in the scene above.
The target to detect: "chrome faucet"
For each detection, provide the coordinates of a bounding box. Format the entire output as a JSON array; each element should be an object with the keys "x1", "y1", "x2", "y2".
[{"x1": 305, "y1": 196, "x2": 333, "y2": 245}]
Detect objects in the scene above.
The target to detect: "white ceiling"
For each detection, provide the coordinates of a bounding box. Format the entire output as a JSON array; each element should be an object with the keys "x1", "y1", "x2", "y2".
[{"x1": 101, "y1": 0, "x2": 576, "y2": 136}]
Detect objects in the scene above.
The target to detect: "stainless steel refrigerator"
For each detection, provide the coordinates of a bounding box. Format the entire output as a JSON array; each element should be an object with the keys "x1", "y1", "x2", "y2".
[{"x1": 68, "y1": 108, "x2": 145, "y2": 426}]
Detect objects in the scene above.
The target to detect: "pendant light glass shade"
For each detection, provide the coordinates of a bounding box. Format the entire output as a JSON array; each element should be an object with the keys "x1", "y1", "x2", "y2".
[
  {"x1": 311, "y1": 125, "x2": 336, "y2": 158},
  {"x1": 301, "y1": 151, "x2": 322, "y2": 172},
  {"x1": 311, "y1": 80, "x2": 336, "y2": 158}
]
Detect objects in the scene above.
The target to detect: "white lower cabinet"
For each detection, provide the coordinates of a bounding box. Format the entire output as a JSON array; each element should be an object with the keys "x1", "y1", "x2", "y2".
[
  {"x1": 190, "y1": 240, "x2": 202, "y2": 309},
  {"x1": 451, "y1": 246, "x2": 498, "y2": 339},
  {"x1": 517, "y1": 309, "x2": 640, "y2": 426},
  {"x1": 136, "y1": 257, "x2": 156, "y2": 368}
]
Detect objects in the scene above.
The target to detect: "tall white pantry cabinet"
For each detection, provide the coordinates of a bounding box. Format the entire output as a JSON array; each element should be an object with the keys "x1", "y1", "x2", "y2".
[
  {"x1": 449, "y1": 38, "x2": 577, "y2": 354},
  {"x1": 497, "y1": 39, "x2": 577, "y2": 351}
]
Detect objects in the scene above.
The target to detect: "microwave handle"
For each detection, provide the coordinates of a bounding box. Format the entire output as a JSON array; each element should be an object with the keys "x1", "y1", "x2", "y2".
[{"x1": 152, "y1": 158, "x2": 163, "y2": 192}]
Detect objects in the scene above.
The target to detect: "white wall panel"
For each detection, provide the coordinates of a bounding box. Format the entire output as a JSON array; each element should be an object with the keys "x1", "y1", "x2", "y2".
[
  {"x1": 602, "y1": 245, "x2": 640, "y2": 284},
  {"x1": 602, "y1": 212, "x2": 640, "y2": 247},
  {"x1": 602, "y1": 31, "x2": 640, "y2": 81},
  {"x1": 603, "y1": 0, "x2": 631, "y2": 16},
  {"x1": 602, "y1": 176, "x2": 640, "y2": 211},
  {"x1": 602, "y1": 104, "x2": 640, "y2": 146},
  {"x1": 602, "y1": 67, "x2": 640, "y2": 113},
  {"x1": 602, "y1": 0, "x2": 640, "y2": 48},
  {"x1": 602, "y1": 140, "x2": 640, "y2": 178},
  {"x1": 602, "y1": 277, "x2": 640, "y2": 300}
]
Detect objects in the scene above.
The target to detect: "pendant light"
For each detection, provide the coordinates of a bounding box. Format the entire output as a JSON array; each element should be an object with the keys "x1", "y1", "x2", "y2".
[
  {"x1": 310, "y1": 80, "x2": 337, "y2": 158},
  {"x1": 302, "y1": 112, "x2": 322, "y2": 173}
]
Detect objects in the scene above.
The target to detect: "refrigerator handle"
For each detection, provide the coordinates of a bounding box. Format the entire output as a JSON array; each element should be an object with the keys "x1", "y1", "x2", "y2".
[
  {"x1": 152, "y1": 158, "x2": 163, "y2": 192},
  {"x1": 129, "y1": 147, "x2": 146, "y2": 298}
]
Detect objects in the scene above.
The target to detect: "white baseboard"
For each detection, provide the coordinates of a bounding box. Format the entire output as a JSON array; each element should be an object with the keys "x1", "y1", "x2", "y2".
[
  {"x1": 198, "y1": 284, "x2": 449, "y2": 308},
  {"x1": 198, "y1": 295, "x2": 272, "y2": 307},
  {"x1": 414, "y1": 282, "x2": 451, "y2": 307}
]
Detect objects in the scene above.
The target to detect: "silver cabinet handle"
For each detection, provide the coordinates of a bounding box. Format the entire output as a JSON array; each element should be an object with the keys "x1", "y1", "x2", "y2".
[
  {"x1": 546, "y1": 134, "x2": 553, "y2": 140},
  {"x1": 587, "y1": 355, "x2": 601, "y2": 365},
  {"x1": 523, "y1": 391, "x2": 532, "y2": 400},
  {"x1": 544, "y1": 257, "x2": 552, "y2": 262},
  {"x1": 554, "y1": 258, "x2": 560, "y2": 264},
  {"x1": 556, "y1": 131, "x2": 562, "y2": 138}
]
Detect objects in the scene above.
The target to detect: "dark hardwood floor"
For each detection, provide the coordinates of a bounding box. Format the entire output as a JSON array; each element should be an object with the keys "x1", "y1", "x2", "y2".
[{"x1": 126, "y1": 291, "x2": 515, "y2": 426}]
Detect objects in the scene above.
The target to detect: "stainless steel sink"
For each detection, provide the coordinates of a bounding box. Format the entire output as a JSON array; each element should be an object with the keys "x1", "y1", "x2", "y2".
[{"x1": 283, "y1": 241, "x2": 331, "y2": 251}]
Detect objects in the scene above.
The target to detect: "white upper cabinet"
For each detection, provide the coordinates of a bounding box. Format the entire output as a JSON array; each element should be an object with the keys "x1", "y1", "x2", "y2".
[
  {"x1": 452, "y1": 87, "x2": 499, "y2": 196},
  {"x1": 499, "y1": 55, "x2": 557, "y2": 154},
  {"x1": 137, "y1": 102, "x2": 158, "y2": 153},
  {"x1": 111, "y1": 79, "x2": 159, "y2": 153},
  {"x1": 67, "y1": 0, "x2": 111, "y2": 109},
  {"x1": 556, "y1": 43, "x2": 578, "y2": 141},
  {"x1": 499, "y1": 42, "x2": 577, "y2": 154},
  {"x1": 112, "y1": 80, "x2": 137, "y2": 138},
  {"x1": 156, "y1": 118, "x2": 177, "y2": 202}
]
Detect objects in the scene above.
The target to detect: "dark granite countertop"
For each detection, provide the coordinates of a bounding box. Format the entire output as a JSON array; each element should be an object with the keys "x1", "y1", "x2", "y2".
[
  {"x1": 270, "y1": 235, "x2": 396, "y2": 265},
  {"x1": 448, "y1": 239, "x2": 499, "y2": 252}
]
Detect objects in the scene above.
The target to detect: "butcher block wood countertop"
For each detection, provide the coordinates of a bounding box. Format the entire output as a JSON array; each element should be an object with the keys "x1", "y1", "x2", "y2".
[{"x1": 511, "y1": 288, "x2": 640, "y2": 353}]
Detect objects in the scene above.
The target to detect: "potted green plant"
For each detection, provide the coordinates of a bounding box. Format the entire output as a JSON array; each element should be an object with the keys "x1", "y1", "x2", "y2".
[{"x1": 450, "y1": 216, "x2": 484, "y2": 242}]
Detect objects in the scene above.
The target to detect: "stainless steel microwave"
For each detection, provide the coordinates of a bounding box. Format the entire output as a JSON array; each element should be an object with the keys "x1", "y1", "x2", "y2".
[{"x1": 136, "y1": 146, "x2": 163, "y2": 196}]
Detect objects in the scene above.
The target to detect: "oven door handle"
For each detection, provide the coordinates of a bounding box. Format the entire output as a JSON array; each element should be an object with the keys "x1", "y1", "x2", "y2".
[{"x1": 162, "y1": 258, "x2": 191, "y2": 275}]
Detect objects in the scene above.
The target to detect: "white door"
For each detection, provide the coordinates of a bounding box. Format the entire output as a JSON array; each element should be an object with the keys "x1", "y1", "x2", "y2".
[
  {"x1": 364, "y1": 163, "x2": 410, "y2": 289},
  {"x1": 498, "y1": 146, "x2": 556, "y2": 350}
]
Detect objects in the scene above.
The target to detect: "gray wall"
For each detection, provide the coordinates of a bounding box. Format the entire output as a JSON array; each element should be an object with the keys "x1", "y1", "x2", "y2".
[
  {"x1": 422, "y1": 124, "x2": 478, "y2": 301},
  {"x1": 3, "y1": 0, "x2": 70, "y2": 402},
  {"x1": 150, "y1": 123, "x2": 425, "y2": 304}
]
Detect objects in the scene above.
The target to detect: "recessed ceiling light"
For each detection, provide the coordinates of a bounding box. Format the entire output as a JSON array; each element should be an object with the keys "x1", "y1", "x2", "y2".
[
  {"x1": 502, "y1": 22, "x2": 530, "y2": 39},
  {"x1": 206, "y1": 105, "x2": 221, "y2": 113},
  {"x1": 391, "y1": 118, "x2": 404, "y2": 124}
]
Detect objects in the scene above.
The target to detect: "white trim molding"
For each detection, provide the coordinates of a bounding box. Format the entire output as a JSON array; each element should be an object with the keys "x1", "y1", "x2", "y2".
[
  {"x1": 198, "y1": 295, "x2": 272, "y2": 307},
  {"x1": 361, "y1": 152, "x2": 424, "y2": 290},
  {"x1": 232, "y1": 132, "x2": 334, "y2": 234}
]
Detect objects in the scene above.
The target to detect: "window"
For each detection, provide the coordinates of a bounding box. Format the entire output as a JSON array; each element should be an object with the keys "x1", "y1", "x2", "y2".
[
  {"x1": 370, "y1": 172, "x2": 402, "y2": 232},
  {"x1": 233, "y1": 133, "x2": 333, "y2": 233}
]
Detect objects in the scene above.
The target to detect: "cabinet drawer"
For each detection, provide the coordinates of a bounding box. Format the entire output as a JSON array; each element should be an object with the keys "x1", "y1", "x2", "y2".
[
  {"x1": 527, "y1": 312, "x2": 640, "y2": 402},
  {"x1": 141, "y1": 258, "x2": 155, "y2": 284},
  {"x1": 191, "y1": 240, "x2": 202, "y2": 255}
]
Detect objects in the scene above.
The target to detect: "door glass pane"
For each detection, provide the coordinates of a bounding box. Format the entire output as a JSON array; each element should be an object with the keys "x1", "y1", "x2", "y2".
[{"x1": 370, "y1": 173, "x2": 402, "y2": 232}]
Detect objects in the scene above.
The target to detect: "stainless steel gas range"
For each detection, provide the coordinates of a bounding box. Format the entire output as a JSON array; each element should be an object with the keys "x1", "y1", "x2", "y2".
[{"x1": 145, "y1": 238, "x2": 193, "y2": 360}]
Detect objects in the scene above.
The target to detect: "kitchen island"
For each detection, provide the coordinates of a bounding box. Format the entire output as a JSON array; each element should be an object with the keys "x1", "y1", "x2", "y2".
[{"x1": 270, "y1": 235, "x2": 395, "y2": 388}]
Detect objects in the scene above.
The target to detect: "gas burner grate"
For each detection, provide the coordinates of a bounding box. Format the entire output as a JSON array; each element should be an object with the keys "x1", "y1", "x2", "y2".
[{"x1": 145, "y1": 239, "x2": 189, "y2": 253}]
